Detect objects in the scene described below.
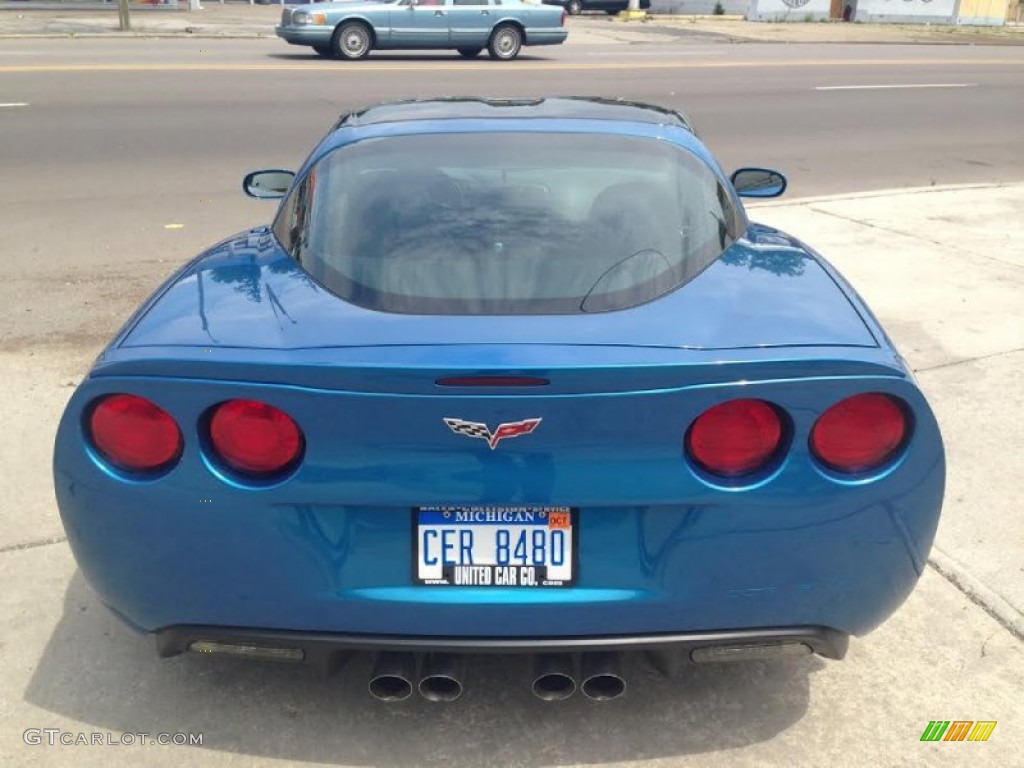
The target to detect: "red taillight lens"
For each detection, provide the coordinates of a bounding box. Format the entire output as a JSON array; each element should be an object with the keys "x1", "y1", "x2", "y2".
[
  {"x1": 89, "y1": 394, "x2": 182, "y2": 473},
  {"x1": 810, "y1": 393, "x2": 908, "y2": 473},
  {"x1": 561, "y1": 10, "x2": 567, "y2": 25},
  {"x1": 686, "y1": 399, "x2": 784, "y2": 478},
  {"x1": 208, "y1": 399, "x2": 303, "y2": 476}
]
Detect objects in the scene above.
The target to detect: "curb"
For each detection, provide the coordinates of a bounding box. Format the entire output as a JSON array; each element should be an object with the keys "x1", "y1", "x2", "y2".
[
  {"x1": 0, "y1": 31, "x2": 273, "y2": 38},
  {"x1": 929, "y1": 547, "x2": 1024, "y2": 641},
  {"x1": 647, "y1": 14, "x2": 746, "y2": 21}
]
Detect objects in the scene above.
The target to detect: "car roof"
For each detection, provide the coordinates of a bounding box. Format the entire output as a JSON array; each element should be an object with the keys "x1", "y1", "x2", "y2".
[{"x1": 333, "y1": 97, "x2": 695, "y2": 132}]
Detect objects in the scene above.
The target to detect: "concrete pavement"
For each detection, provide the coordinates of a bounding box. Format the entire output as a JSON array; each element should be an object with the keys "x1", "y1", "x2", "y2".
[{"x1": 1, "y1": 182, "x2": 1022, "y2": 765}]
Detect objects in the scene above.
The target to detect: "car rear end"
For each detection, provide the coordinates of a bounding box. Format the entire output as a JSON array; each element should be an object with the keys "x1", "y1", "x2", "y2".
[{"x1": 522, "y1": 3, "x2": 569, "y2": 47}]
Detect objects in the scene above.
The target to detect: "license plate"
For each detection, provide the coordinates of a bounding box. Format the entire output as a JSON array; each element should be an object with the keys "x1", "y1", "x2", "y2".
[{"x1": 414, "y1": 506, "x2": 576, "y2": 587}]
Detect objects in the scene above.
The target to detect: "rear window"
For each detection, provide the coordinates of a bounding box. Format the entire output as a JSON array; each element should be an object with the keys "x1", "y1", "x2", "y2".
[{"x1": 273, "y1": 132, "x2": 741, "y2": 314}]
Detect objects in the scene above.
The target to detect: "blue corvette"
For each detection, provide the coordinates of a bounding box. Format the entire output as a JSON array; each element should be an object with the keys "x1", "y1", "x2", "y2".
[
  {"x1": 54, "y1": 98, "x2": 944, "y2": 702},
  {"x1": 276, "y1": 0, "x2": 568, "y2": 61}
]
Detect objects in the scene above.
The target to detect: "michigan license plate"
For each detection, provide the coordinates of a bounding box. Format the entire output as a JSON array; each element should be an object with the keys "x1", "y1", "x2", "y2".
[{"x1": 414, "y1": 506, "x2": 576, "y2": 587}]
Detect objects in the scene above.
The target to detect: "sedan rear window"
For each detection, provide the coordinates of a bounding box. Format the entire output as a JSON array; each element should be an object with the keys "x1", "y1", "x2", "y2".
[{"x1": 273, "y1": 132, "x2": 741, "y2": 314}]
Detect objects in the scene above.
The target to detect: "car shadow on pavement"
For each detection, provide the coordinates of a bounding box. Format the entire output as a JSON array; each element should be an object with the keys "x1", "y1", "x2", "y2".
[
  {"x1": 26, "y1": 572, "x2": 824, "y2": 766},
  {"x1": 265, "y1": 52, "x2": 556, "y2": 63}
]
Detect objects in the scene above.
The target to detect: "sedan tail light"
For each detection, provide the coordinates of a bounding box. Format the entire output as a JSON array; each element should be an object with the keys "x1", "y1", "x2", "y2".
[
  {"x1": 208, "y1": 399, "x2": 304, "y2": 477},
  {"x1": 686, "y1": 399, "x2": 784, "y2": 478},
  {"x1": 88, "y1": 394, "x2": 182, "y2": 474},
  {"x1": 810, "y1": 393, "x2": 909, "y2": 473}
]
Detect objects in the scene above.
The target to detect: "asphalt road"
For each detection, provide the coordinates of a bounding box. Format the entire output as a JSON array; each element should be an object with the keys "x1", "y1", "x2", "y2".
[{"x1": 3, "y1": 37, "x2": 1022, "y2": 203}]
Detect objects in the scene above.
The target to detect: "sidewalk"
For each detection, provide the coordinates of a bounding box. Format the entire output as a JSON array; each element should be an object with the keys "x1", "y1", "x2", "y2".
[
  {"x1": 1, "y1": 183, "x2": 1022, "y2": 766},
  {"x1": 1, "y1": 2, "x2": 1022, "y2": 43},
  {"x1": 0, "y1": 2, "x2": 284, "y2": 37}
]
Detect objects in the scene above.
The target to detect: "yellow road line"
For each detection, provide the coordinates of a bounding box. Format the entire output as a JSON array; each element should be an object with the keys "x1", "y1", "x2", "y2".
[{"x1": 0, "y1": 58, "x2": 1019, "y2": 74}]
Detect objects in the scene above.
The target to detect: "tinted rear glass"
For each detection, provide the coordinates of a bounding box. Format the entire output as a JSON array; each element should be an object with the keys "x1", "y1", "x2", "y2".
[{"x1": 274, "y1": 132, "x2": 740, "y2": 314}]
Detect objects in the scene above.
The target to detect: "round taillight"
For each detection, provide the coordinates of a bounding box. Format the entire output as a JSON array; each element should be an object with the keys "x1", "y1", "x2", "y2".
[
  {"x1": 208, "y1": 399, "x2": 303, "y2": 477},
  {"x1": 686, "y1": 399, "x2": 784, "y2": 478},
  {"x1": 88, "y1": 394, "x2": 182, "y2": 474},
  {"x1": 810, "y1": 393, "x2": 908, "y2": 473}
]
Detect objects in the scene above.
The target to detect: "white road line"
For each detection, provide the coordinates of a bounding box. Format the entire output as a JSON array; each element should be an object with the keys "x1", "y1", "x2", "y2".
[
  {"x1": 815, "y1": 84, "x2": 977, "y2": 91},
  {"x1": 0, "y1": 102, "x2": 29, "y2": 108}
]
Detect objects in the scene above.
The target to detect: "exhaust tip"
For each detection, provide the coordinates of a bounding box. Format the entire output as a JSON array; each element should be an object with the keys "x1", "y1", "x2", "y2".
[
  {"x1": 369, "y1": 674, "x2": 414, "y2": 702},
  {"x1": 581, "y1": 673, "x2": 626, "y2": 701},
  {"x1": 533, "y1": 672, "x2": 577, "y2": 701},
  {"x1": 418, "y1": 653, "x2": 464, "y2": 702},
  {"x1": 580, "y1": 652, "x2": 626, "y2": 701},
  {"x1": 368, "y1": 652, "x2": 416, "y2": 702},
  {"x1": 532, "y1": 653, "x2": 577, "y2": 701},
  {"x1": 418, "y1": 674, "x2": 463, "y2": 702}
]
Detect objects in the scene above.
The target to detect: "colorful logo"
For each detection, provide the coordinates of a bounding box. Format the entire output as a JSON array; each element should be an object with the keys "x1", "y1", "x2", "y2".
[
  {"x1": 443, "y1": 417, "x2": 542, "y2": 450},
  {"x1": 920, "y1": 721, "x2": 997, "y2": 742}
]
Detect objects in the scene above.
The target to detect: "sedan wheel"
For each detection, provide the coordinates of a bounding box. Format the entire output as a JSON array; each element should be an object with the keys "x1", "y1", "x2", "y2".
[
  {"x1": 567, "y1": 0, "x2": 583, "y2": 14},
  {"x1": 334, "y1": 22, "x2": 372, "y2": 60},
  {"x1": 487, "y1": 25, "x2": 522, "y2": 61},
  {"x1": 457, "y1": 47, "x2": 483, "y2": 58}
]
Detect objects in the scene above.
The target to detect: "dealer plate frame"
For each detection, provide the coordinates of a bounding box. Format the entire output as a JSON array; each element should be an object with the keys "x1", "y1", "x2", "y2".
[{"x1": 412, "y1": 505, "x2": 579, "y2": 588}]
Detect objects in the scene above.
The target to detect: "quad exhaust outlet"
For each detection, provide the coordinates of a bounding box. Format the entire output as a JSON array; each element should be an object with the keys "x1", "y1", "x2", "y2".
[{"x1": 368, "y1": 652, "x2": 627, "y2": 702}]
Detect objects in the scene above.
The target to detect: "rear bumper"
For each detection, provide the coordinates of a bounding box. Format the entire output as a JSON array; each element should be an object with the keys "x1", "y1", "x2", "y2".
[
  {"x1": 525, "y1": 29, "x2": 569, "y2": 47},
  {"x1": 156, "y1": 624, "x2": 849, "y2": 669}
]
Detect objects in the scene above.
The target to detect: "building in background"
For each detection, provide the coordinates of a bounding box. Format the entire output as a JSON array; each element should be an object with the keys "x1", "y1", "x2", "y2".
[
  {"x1": 745, "y1": 0, "x2": 831, "y2": 21},
  {"x1": 852, "y1": 0, "x2": 1008, "y2": 25}
]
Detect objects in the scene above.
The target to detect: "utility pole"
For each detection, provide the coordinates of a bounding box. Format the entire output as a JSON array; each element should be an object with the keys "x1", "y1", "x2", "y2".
[{"x1": 118, "y1": 0, "x2": 131, "y2": 31}]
